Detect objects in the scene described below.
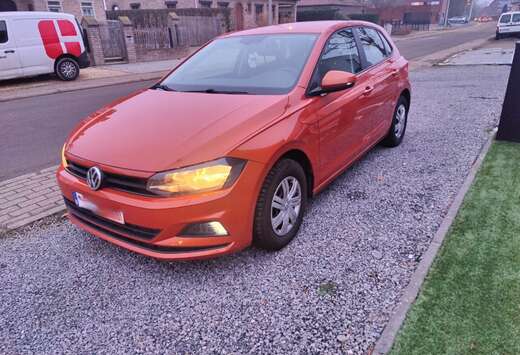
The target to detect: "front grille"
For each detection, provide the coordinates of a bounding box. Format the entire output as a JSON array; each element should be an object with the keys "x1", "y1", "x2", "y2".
[
  {"x1": 65, "y1": 198, "x2": 231, "y2": 254},
  {"x1": 66, "y1": 161, "x2": 153, "y2": 196},
  {"x1": 64, "y1": 198, "x2": 160, "y2": 240}
]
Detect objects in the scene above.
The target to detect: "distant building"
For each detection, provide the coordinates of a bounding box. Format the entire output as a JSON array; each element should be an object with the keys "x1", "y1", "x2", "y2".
[
  {"x1": 374, "y1": 0, "x2": 446, "y2": 25},
  {"x1": 296, "y1": 0, "x2": 364, "y2": 21},
  {"x1": 481, "y1": 0, "x2": 513, "y2": 17},
  {"x1": 3, "y1": 0, "x2": 106, "y2": 20},
  {"x1": 105, "y1": 0, "x2": 298, "y2": 29}
]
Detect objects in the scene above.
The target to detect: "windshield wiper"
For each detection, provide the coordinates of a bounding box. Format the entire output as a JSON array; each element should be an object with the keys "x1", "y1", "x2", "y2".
[
  {"x1": 151, "y1": 83, "x2": 175, "y2": 91},
  {"x1": 184, "y1": 89, "x2": 250, "y2": 95}
]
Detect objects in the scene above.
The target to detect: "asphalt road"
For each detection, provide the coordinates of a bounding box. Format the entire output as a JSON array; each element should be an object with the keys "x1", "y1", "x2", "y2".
[{"x1": 0, "y1": 23, "x2": 495, "y2": 181}]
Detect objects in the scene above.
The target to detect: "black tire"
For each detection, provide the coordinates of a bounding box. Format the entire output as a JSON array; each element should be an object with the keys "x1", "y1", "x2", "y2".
[
  {"x1": 55, "y1": 57, "x2": 80, "y2": 81},
  {"x1": 253, "y1": 159, "x2": 307, "y2": 251},
  {"x1": 495, "y1": 33, "x2": 502, "y2": 40},
  {"x1": 381, "y1": 96, "x2": 409, "y2": 148}
]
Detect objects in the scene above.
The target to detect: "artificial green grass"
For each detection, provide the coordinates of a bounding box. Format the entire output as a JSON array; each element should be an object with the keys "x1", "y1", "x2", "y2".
[{"x1": 391, "y1": 141, "x2": 520, "y2": 355}]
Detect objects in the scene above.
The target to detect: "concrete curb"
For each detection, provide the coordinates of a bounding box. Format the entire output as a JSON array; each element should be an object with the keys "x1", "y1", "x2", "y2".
[
  {"x1": 409, "y1": 36, "x2": 494, "y2": 71},
  {"x1": 0, "y1": 71, "x2": 166, "y2": 103},
  {"x1": 373, "y1": 129, "x2": 497, "y2": 354}
]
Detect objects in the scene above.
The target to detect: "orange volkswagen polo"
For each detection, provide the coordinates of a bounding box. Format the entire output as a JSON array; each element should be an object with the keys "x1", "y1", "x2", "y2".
[{"x1": 57, "y1": 21, "x2": 411, "y2": 260}]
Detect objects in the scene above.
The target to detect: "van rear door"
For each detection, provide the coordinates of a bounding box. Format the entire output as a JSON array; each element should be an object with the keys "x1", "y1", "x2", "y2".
[{"x1": 0, "y1": 18, "x2": 23, "y2": 80}]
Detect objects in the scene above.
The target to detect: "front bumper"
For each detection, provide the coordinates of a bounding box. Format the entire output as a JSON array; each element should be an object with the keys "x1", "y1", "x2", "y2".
[{"x1": 56, "y1": 161, "x2": 266, "y2": 260}]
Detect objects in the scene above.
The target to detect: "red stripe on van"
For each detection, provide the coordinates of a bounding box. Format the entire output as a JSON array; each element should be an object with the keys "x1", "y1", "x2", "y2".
[
  {"x1": 38, "y1": 20, "x2": 63, "y2": 59},
  {"x1": 57, "y1": 20, "x2": 77, "y2": 37},
  {"x1": 65, "y1": 42, "x2": 81, "y2": 57}
]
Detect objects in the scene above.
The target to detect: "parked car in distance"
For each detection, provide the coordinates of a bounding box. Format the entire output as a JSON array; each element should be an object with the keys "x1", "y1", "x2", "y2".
[
  {"x1": 496, "y1": 11, "x2": 520, "y2": 39},
  {"x1": 0, "y1": 11, "x2": 89, "y2": 81},
  {"x1": 448, "y1": 16, "x2": 469, "y2": 25},
  {"x1": 57, "y1": 21, "x2": 411, "y2": 261}
]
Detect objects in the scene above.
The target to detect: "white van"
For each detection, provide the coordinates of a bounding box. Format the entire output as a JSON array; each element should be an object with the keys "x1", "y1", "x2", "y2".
[
  {"x1": 0, "y1": 11, "x2": 89, "y2": 81},
  {"x1": 496, "y1": 11, "x2": 520, "y2": 39}
]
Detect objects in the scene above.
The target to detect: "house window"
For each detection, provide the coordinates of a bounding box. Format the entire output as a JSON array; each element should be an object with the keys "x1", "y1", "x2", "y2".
[
  {"x1": 217, "y1": 1, "x2": 228, "y2": 7},
  {"x1": 81, "y1": 2, "x2": 95, "y2": 16},
  {"x1": 165, "y1": 0, "x2": 177, "y2": 8},
  {"x1": 199, "y1": 0, "x2": 212, "y2": 8},
  {"x1": 130, "y1": 2, "x2": 141, "y2": 9},
  {"x1": 47, "y1": 1, "x2": 62, "y2": 12},
  {"x1": 255, "y1": 3, "x2": 263, "y2": 13}
]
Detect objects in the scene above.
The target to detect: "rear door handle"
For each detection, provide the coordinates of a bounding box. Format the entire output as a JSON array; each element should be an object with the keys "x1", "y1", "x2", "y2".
[{"x1": 4, "y1": 50, "x2": 15, "y2": 54}]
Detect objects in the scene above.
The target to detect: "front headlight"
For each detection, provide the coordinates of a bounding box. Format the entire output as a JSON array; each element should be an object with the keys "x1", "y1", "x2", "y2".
[
  {"x1": 61, "y1": 144, "x2": 68, "y2": 168},
  {"x1": 146, "y1": 157, "x2": 246, "y2": 196}
]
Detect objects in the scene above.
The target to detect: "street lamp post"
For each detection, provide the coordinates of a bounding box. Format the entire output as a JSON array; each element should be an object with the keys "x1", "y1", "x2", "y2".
[{"x1": 443, "y1": 0, "x2": 452, "y2": 27}]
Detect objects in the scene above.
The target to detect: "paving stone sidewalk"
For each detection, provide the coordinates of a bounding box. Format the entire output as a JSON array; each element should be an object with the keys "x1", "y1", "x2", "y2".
[{"x1": 0, "y1": 166, "x2": 63, "y2": 231}]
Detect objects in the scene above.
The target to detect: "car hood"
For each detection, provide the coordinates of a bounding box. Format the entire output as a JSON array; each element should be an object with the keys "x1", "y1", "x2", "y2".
[{"x1": 67, "y1": 89, "x2": 289, "y2": 172}]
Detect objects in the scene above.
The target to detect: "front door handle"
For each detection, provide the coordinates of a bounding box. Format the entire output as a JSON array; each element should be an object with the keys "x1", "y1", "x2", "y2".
[
  {"x1": 4, "y1": 50, "x2": 15, "y2": 54},
  {"x1": 362, "y1": 86, "x2": 374, "y2": 96}
]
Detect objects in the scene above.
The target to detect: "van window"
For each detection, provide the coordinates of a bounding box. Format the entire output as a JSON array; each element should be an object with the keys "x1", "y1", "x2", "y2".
[
  {"x1": 0, "y1": 21, "x2": 7, "y2": 44},
  {"x1": 513, "y1": 14, "x2": 520, "y2": 23},
  {"x1": 500, "y1": 14, "x2": 512, "y2": 23}
]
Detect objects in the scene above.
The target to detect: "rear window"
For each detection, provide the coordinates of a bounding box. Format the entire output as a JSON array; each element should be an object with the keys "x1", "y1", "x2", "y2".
[
  {"x1": 0, "y1": 21, "x2": 7, "y2": 44},
  {"x1": 513, "y1": 14, "x2": 520, "y2": 22},
  {"x1": 500, "y1": 14, "x2": 512, "y2": 23}
]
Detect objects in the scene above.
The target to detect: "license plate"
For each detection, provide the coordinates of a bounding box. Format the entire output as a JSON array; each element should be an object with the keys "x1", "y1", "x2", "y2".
[{"x1": 72, "y1": 192, "x2": 125, "y2": 225}]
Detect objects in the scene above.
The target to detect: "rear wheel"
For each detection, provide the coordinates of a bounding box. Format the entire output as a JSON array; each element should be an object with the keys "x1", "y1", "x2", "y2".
[
  {"x1": 381, "y1": 96, "x2": 409, "y2": 147},
  {"x1": 55, "y1": 57, "x2": 79, "y2": 81},
  {"x1": 253, "y1": 159, "x2": 307, "y2": 251}
]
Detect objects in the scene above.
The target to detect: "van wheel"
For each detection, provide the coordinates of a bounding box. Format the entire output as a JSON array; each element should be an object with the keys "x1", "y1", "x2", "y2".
[
  {"x1": 253, "y1": 159, "x2": 307, "y2": 251},
  {"x1": 55, "y1": 57, "x2": 79, "y2": 81}
]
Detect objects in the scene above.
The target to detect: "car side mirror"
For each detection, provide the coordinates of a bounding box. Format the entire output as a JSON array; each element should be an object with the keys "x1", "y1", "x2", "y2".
[{"x1": 318, "y1": 70, "x2": 357, "y2": 95}]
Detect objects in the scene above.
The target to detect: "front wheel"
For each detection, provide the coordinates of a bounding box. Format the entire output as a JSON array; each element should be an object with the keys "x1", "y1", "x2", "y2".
[
  {"x1": 55, "y1": 57, "x2": 80, "y2": 81},
  {"x1": 381, "y1": 96, "x2": 409, "y2": 147},
  {"x1": 253, "y1": 159, "x2": 307, "y2": 251}
]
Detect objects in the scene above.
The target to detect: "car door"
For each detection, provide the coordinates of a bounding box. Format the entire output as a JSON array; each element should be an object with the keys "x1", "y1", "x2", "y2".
[
  {"x1": 0, "y1": 18, "x2": 22, "y2": 80},
  {"x1": 355, "y1": 27, "x2": 397, "y2": 141},
  {"x1": 305, "y1": 28, "x2": 370, "y2": 181}
]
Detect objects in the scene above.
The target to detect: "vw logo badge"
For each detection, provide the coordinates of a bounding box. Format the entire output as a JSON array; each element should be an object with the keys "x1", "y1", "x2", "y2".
[{"x1": 86, "y1": 166, "x2": 103, "y2": 191}]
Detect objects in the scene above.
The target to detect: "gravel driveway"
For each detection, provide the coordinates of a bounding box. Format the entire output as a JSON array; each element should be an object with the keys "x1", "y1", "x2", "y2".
[{"x1": 0, "y1": 65, "x2": 509, "y2": 354}]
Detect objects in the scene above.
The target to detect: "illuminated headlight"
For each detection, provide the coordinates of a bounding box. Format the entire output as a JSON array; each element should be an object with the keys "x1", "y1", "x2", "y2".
[
  {"x1": 146, "y1": 157, "x2": 246, "y2": 196},
  {"x1": 61, "y1": 144, "x2": 68, "y2": 168}
]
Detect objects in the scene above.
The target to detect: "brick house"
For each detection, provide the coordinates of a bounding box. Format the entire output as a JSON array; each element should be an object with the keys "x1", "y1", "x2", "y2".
[
  {"x1": 5, "y1": 0, "x2": 106, "y2": 20},
  {"x1": 373, "y1": 0, "x2": 446, "y2": 25},
  {"x1": 104, "y1": 0, "x2": 298, "y2": 28},
  {"x1": 296, "y1": 0, "x2": 364, "y2": 21}
]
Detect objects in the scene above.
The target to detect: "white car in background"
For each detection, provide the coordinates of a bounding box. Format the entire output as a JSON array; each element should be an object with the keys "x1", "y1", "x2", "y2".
[
  {"x1": 0, "y1": 11, "x2": 89, "y2": 81},
  {"x1": 496, "y1": 11, "x2": 520, "y2": 39}
]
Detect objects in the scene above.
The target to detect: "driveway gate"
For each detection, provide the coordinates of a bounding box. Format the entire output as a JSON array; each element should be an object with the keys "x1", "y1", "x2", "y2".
[{"x1": 99, "y1": 20, "x2": 126, "y2": 62}]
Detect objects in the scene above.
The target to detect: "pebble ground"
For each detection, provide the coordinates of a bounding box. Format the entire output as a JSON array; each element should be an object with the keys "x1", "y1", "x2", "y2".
[{"x1": 0, "y1": 65, "x2": 509, "y2": 354}]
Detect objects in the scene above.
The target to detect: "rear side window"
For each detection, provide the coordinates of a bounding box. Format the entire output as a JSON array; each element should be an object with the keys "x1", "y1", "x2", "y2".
[
  {"x1": 0, "y1": 21, "x2": 7, "y2": 44},
  {"x1": 357, "y1": 27, "x2": 387, "y2": 67},
  {"x1": 513, "y1": 14, "x2": 520, "y2": 23},
  {"x1": 500, "y1": 14, "x2": 512, "y2": 23},
  {"x1": 378, "y1": 32, "x2": 393, "y2": 56}
]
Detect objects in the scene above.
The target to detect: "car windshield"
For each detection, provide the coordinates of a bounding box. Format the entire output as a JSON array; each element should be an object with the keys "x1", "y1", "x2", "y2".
[{"x1": 159, "y1": 34, "x2": 318, "y2": 95}]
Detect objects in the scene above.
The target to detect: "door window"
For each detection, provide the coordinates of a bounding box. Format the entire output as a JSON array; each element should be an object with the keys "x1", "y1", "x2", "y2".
[
  {"x1": 500, "y1": 14, "x2": 512, "y2": 24},
  {"x1": 357, "y1": 27, "x2": 387, "y2": 67},
  {"x1": 512, "y1": 14, "x2": 520, "y2": 23},
  {"x1": 309, "y1": 28, "x2": 361, "y2": 93},
  {"x1": 0, "y1": 21, "x2": 7, "y2": 44}
]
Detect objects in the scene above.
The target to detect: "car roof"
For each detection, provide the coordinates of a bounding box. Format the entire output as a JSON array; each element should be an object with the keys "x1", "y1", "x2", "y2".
[
  {"x1": 500, "y1": 11, "x2": 520, "y2": 16},
  {"x1": 0, "y1": 11, "x2": 76, "y2": 20},
  {"x1": 223, "y1": 20, "x2": 380, "y2": 37}
]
